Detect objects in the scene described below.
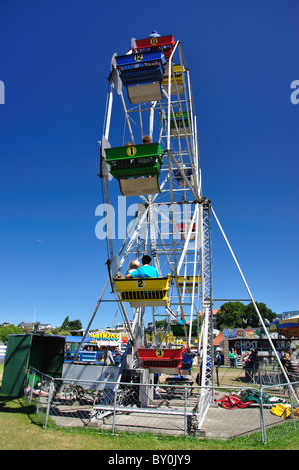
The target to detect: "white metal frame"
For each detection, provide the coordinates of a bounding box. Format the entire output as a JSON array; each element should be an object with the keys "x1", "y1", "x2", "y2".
[
  {"x1": 99, "y1": 41, "x2": 204, "y2": 357},
  {"x1": 78, "y1": 35, "x2": 299, "y2": 436}
]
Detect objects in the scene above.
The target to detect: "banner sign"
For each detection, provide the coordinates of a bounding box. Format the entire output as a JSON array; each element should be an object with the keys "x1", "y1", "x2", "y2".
[
  {"x1": 88, "y1": 331, "x2": 121, "y2": 346},
  {"x1": 224, "y1": 328, "x2": 278, "y2": 339}
]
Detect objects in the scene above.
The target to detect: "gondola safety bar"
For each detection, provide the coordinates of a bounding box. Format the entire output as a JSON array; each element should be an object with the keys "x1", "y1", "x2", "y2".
[{"x1": 114, "y1": 274, "x2": 172, "y2": 307}]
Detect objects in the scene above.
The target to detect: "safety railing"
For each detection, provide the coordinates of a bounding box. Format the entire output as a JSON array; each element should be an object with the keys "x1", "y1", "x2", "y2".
[
  {"x1": 24, "y1": 367, "x2": 299, "y2": 442},
  {"x1": 259, "y1": 381, "x2": 299, "y2": 444}
]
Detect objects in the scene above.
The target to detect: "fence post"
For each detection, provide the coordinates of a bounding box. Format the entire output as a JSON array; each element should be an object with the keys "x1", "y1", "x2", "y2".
[
  {"x1": 43, "y1": 378, "x2": 54, "y2": 429},
  {"x1": 259, "y1": 386, "x2": 266, "y2": 444},
  {"x1": 287, "y1": 384, "x2": 297, "y2": 431},
  {"x1": 184, "y1": 385, "x2": 188, "y2": 436},
  {"x1": 29, "y1": 368, "x2": 35, "y2": 404},
  {"x1": 36, "y1": 372, "x2": 43, "y2": 414},
  {"x1": 112, "y1": 383, "x2": 118, "y2": 435}
]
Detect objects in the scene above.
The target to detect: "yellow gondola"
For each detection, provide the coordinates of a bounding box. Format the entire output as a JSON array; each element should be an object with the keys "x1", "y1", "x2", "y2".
[
  {"x1": 162, "y1": 64, "x2": 185, "y2": 95},
  {"x1": 114, "y1": 275, "x2": 172, "y2": 307},
  {"x1": 177, "y1": 276, "x2": 201, "y2": 293}
]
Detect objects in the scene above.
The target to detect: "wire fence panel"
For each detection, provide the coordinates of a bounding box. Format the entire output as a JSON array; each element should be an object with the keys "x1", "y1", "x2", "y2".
[
  {"x1": 207, "y1": 387, "x2": 263, "y2": 439},
  {"x1": 260, "y1": 381, "x2": 299, "y2": 444},
  {"x1": 23, "y1": 367, "x2": 299, "y2": 441},
  {"x1": 51, "y1": 378, "x2": 196, "y2": 436}
]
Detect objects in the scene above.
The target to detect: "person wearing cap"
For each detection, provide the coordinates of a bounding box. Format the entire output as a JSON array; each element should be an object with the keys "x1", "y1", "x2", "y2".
[
  {"x1": 113, "y1": 346, "x2": 123, "y2": 367},
  {"x1": 149, "y1": 30, "x2": 161, "y2": 38}
]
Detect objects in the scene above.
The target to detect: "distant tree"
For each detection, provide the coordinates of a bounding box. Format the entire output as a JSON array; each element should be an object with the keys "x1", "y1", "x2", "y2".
[
  {"x1": 216, "y1": 302, "x2": 247, "y2": 329},
  {"x1": 216, "y1": 301, "x2": 276, "y2": 329},
  {"x1": 57, "y1": 329, "x2": 71, "y2": 336},
  {"x1": 244, "y1": 302, "x2": 276, "y2": 328},
  {"x1": 61, "y1": 316, "x2": 70, "y2": 330},
  {"x1": 0, "y1": 324, "x2": 23, "y2": 342},
  {"x1": 57, "y1": 317, "x2": 82, "y2": 335},
  {"x1": 68, "y1": 320, "x2": 83, "y2": 331},
  {"x1": 51, "y1": 327, "x2": 60, "y2": 335},
  {"x1": 23, "y1": 325, "x2": 33, "y2": 334}
]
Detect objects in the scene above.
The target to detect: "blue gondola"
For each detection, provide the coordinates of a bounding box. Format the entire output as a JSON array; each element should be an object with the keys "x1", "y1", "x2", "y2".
[
  {"x1": 115, "y1": 51, "x2": 166, "y2": 103},
  {"x1": 173, "y1": 167, "x2": 193, "y2": 185}
]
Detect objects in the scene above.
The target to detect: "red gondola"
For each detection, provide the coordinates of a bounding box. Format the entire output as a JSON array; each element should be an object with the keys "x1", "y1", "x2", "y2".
[
  {"x1": 134, "y1": 35, "x2": 176, "y2": 60},
  {"x1": 138, "y1": 346, "x2": 185, "y2": 374}
]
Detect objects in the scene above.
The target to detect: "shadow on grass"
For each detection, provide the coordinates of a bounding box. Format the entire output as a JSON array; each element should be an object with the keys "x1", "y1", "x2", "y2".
[
  {"x1": 235, "y1": 376, "x2": 252, "y2": 383},
  {"x1": 0, "y1": 395, "x2": 37, "y2": 416}
]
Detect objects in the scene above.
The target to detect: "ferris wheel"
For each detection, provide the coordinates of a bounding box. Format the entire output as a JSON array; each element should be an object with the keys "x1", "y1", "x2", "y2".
[{"x1": 98, "y1": 33, "x2": 214, "y2": 390}]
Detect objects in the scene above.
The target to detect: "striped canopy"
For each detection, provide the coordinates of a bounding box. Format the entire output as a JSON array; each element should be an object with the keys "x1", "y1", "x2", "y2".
[{"x1": 270, "y1": 315, "x2": 299, "y2": 339}]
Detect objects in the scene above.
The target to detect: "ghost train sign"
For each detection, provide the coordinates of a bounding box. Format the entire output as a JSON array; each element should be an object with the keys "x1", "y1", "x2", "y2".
[{"x1": 223, "y1": 328, "x2": 291, "y2": 364}]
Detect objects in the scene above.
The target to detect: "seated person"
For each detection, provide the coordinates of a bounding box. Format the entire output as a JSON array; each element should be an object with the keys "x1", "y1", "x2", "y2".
[
  {"x1": 126, "y1": 259, "x2": 140, "y2": 276},
  {"x1": 142, "y1": 135, "x2": 152, "y2": 144},
  {"x1": 149, "y1": 30, "x2": 161, "y2": 38},
  {"x1": 126, "y1": 254, "x2": 159, "y2": 278}
]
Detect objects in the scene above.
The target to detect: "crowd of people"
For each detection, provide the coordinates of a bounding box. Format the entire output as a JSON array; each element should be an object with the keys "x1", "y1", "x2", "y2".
[
  {"x1": 102, "y1": 345, "x2": 123, "y2": 366},
  {"x1": 226, "y1": 347, "x2": 299, "y2": 384}
]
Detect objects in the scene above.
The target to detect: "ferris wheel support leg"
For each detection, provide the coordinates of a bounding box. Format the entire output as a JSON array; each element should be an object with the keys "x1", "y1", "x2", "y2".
[
  {"x1": 188, "y1": 206, "x2": 200, "y2": 346},
  {"x1": 211, "y1": 206, "x2": 299, "y2": 403},
  {"x1": 169, "y1": 151, "x2": 198, "y2": 199},
  {"x1": 177, "y1": 205, "x2": 199, "y2": 275},
  {"x1": 167, "y1": 149, "x2": 188, "y2": 344},
  {"x1": 131, "y1": 307, "x2": 145, "y2": 353},
  {"x1": 149, "y1": 101, "x2": 157, "y2": 139},
  {"x1": 148, "y1": 195, "x2": 161, "y2": 273},
  {"x1": 103, "y1": 177, "x2": 114, "y2": 259},
  {"x1": 72, "y1": 277, "x2": 110, "y2": 362},
  {"x1": 104, "y1": 83, "x2": 114, "y2": 141},
  {"x1": 166, "y1": 58, "x2": 172, "y2": 150},
  {"x1": 120, "y1": 91, "x2": 135, "y2": 144},
  {"x1": 111, "y1": 288, "x2": 135, "y2": 346},
  {"x1": 197, "y1": 198, "x2": 214, "y2": 431},
  {"x1": 118, "y1": 205, "x2": 149, "y2": 271}
]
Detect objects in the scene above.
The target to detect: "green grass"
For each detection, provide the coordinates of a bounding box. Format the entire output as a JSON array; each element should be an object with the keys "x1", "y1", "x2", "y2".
[
  {"x1": 0, "y1": 395, "x2": 298, "y2": 450},
  {"x1": 1, "y1": 363, "x2": 299, "y2": 450}
]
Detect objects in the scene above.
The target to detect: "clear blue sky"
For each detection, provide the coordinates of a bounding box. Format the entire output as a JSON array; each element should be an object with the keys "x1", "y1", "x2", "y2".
[{"x1": 0, "y1": 0, "x2": 298, "y2": 329}]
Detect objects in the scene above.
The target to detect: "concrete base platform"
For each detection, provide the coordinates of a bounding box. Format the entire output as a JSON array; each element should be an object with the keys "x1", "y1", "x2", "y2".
[{"x1": 88, "y1": 405, "x2": 283, "y2": 439}]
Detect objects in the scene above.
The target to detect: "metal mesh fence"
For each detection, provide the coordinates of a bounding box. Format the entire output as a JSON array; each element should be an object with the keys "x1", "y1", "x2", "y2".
[
  {"x1": 24, "y1": 367, "x2": 299, "y2": 442},
  {"x1": 260, "y1": 381, "x2": 299, "y2": 444},
  {"x1": 26, "y1": 372, "x2": 198, "y2": 436}
]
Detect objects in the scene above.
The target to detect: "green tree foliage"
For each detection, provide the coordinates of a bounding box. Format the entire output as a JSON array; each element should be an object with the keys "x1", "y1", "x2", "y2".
[
  {"x1": 59, "y1": 317, "x2": 82, "y2": 334},
  {"x1": 68, "y1": 320, "x2": 83, "y2": 331},
  {"x1": 0, "y1": 324, "x2": 23, "y2": 342},
  {"x1": 244, "y1": 302, "x2": 276, "y2": 328},
  {"x1": 60, "y1": 316, "x2": 70, "y2": 331},
  {"x1": 216, "y1": 302, "x2": 247, "y2": 329},
  {"x1": 216, "y1": 301, "x2": 276, "y2": 329}
]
